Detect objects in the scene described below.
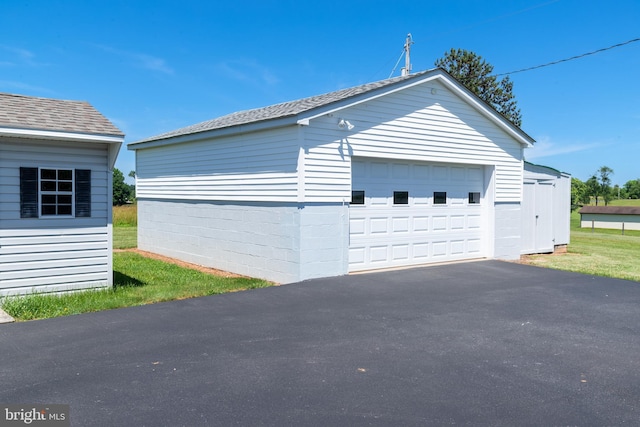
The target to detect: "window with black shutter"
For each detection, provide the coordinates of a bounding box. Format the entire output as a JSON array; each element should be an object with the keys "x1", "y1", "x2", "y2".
[
  {"x1": 75, "y1": 169, "x2": 91, "y2": 217},
  {"x1": 20, "y1": 167, "x2": 39, "y2": 218},
  {"x1": 19, "y1": 167, "x2": 91, "y2": 218}
]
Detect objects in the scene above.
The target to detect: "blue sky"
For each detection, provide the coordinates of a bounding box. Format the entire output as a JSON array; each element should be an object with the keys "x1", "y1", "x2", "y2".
[{"x1": 2, "y1": 0, "x2": 639, "y2": 185}]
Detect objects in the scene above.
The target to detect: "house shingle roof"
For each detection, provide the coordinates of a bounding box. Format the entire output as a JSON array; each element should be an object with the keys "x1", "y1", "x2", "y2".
[
  {"x1": 0, "y1": 92, "x2": 124, "y2": 137},
  {"x1": 579, "y1": 206, "x2": 640, "y2": 215},
  {"x1": 135, "y1": 70, "x2": 434, "y2": 144}
]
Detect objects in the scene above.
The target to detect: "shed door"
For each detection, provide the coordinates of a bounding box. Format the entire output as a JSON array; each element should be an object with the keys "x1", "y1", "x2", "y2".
[
  {"x1": 349, "y1": 159, "x2": 486, "y2": 272},
  {"x1": 521, "y1": 180, "x2": 554, "y2": 254}
]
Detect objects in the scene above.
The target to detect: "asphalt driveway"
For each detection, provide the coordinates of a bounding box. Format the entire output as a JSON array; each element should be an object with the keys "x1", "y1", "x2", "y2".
[{"x1": 1, "y1": 260, "x2": 639, "y2": 426}]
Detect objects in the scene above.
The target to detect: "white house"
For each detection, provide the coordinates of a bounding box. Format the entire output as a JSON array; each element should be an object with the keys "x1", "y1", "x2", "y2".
[
  {"x1": 129, "y1": 68, "x2": 538, "y2": 283},
  {"x1": 0, "y1": 93, "x2": 124, "y2": 296},
  {"x1": 521, "y1": 162, "x2": 571, "y2": 254}
]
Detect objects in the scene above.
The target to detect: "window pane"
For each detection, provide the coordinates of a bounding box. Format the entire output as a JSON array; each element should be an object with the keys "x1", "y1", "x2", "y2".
[
  {"x1": 351, "y1": 190, "x2": 365, "y2": 205},
  {"x1": 58, "y1": 181, "x2": 73, "y2": 192},
  {"x1": 41, "y1": 181, "x2": 56, "y2": 191},
  {"x1": 42, "y1": 205, "x2": 56, "y2": 215},
  {"x1": 58, "y1": 195, "x2": 72, "y2": 204},
  {"x1": 434, "y1": 192, "x2": 447, "y2": 204},
  {"x1": 58, "y1": 205, "x2": 72, "y2": 215},
  {"x1": 393, "y1": 191, "x2": 409, "y2": 205},
  {"x1": 468, "y1": 192, "x2": 481, "y2": 204},
  {"x1": 42, "y1": 194, "x2": 57, "y2": 204},
  {"x1": 58, "y1": 170, "x2": 72, "y2": 180},
  {"x1": 41, "y1": 169, "x2": 57, "y2": 180}
]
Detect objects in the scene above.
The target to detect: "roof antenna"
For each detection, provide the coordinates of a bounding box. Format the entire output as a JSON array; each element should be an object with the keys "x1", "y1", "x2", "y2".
[
  {"x1": 401, "y1": 33, "x2": 414, "y2": 76},
  {"x1": 388, "y1": 33, "x2": 414, "y2": 78}
]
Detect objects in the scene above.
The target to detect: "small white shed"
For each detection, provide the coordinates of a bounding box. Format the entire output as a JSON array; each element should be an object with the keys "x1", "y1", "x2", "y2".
[
  {"x1": 580, "y1": 206, "x2": 640, "y2": 231},
  {"x1": 130, "y1": 68, "x2": 542, "y2": 283},
  {"x1": 521, "y1": 162, "x2": 571, "y2": 254},
  {"x1": 0, "y1": 93, "x2": 124, "y2": 296}
]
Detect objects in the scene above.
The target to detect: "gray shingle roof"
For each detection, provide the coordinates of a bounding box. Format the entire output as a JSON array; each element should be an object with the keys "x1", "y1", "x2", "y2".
[
  {"x1": 135, "y1": 70, "x2": 434, "y2": 144},
  {"x1": 0, "y1": 92, "x2": 124, "y2": 137}
]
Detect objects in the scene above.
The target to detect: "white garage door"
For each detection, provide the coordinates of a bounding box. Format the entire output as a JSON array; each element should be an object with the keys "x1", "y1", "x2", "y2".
[{"x1": 349, "y1": 159, "x2": 487, "y2": 271}]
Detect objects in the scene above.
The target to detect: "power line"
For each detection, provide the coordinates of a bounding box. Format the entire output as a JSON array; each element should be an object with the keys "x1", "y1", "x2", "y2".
[{"x1": 496, "y1": 37, "x2": 640, "y2": 77}]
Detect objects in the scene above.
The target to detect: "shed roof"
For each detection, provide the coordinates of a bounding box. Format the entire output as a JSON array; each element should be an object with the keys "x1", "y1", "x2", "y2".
[
  {"x1": 130, "y1": 68, "x2": 534, "y2": 147},
  {"x1": 579, "y1": 206, "x2": 640, "y2": 215},
  {"x1": 0, "y1": 92, "x2": 124, "y2": 137}
]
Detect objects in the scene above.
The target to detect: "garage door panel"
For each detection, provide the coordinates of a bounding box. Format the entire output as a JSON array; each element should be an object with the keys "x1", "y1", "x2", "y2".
[
  {"x1": 349, "y1": 247, "x2": 366, "y2": 268},
  {"x1": 392, "y1": 244, "x2": 409, "y2": 260},
  {"x1": 413, "y1": 217, "x2": 429, "y2": 232},
  {"x1": 349, "y1": 159, "x2": 487, "y2": 271},
  {"x1": 392, "y1": 217, "x2": 410, "y2": 233},
  {"x1": 413, "y1": 243, "x2": 429, "y2": 259},
  {"x1": 370, "y1": 246, "x2": 388, "y2": 262},
  {"x1": 468, "y1": 239, "x2": 482, "y2": 253},
  {"x1": 350, "y1": 218, "x2": 366, "y2": 235},
  {"x1": 468, "y1": 215, "x2": 482, "y2": 229},
  {"x1": 451, "y1": 215, "x2": 465, "y2": 230},
  {"x1": 432, "y1": 241, "x2": 447, "y2": 257},
  {"x1": 451, "y1": 240, "x2": 465, "y2": 255},
  {"x1": 370, "y1": 218, "x2": 388, "y2": 234},
  {"x1": 432, "y1": 216, "x2": 448, "y2": 231}
]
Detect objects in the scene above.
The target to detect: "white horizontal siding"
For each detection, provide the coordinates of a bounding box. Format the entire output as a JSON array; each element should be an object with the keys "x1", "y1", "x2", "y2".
[
  {"x1": 0, "y1": 139, "x2": 111, "y2": 295},
  {"x1": 303, "y1": 81, "x2": 524, "y2": 203},
  {"x1": 581, "y1": 214, "x2": 640, "y2": 231},
  {"x1": 135, "y1": 127, "x2": 300, "y2": 202},
  {"x1": 0, "y1": 227, "x2": 111, "y2": 295}
]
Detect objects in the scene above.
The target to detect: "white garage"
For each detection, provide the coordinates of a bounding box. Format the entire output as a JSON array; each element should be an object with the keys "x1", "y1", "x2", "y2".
[
  {"x1": 130, "y1": 68, "x2": 541, "y2": 284},
  {"x1": 349, "y1": 159, "x2": 487, "y2": 271}
]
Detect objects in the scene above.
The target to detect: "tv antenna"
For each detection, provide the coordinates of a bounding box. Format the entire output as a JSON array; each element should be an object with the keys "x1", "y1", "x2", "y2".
[{"x1": 389, "y1": 33, "x2": 414, "y2": 78}]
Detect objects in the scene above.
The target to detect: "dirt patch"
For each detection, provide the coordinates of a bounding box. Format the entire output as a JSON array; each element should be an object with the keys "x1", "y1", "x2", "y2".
[
  {"x1": 115, "y1": 248, "x2": 246, "y2": 278},
  {"x1": 515, "y1": 251, "x2": 579, "y2": 265}
]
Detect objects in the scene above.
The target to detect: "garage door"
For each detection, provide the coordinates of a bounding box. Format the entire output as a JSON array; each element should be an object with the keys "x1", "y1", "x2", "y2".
[{"x1": 349, "y1": 159, "x2": 487, "y2": 271}]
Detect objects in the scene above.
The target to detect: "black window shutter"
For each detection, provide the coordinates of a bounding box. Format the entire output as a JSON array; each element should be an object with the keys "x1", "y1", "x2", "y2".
[
  {"x1": 75, "y1": 169, "x2": 91, "y2": 217},
  {"x1": 20, "y1": 167, "x2": 39, "y2": 218}
]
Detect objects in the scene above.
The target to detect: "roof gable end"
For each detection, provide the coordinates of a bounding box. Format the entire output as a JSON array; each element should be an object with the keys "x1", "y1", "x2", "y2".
[{"x1": 129, "y1": 68, "x2": 534, "y2": 149}]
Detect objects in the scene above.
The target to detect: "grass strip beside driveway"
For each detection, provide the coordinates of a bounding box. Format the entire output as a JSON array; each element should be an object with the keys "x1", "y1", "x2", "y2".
[
  {"x1": 1, "y1": 252, "x2": 272, "y2": 321},
  {"x1": 520, "y1": 212, "x2": 640, "y2": 282}
]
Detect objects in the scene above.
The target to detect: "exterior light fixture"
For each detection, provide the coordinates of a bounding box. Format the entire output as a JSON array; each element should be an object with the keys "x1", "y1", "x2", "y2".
[{"x1": 338, "y1": 119, "x2": 354, "y2": 131}]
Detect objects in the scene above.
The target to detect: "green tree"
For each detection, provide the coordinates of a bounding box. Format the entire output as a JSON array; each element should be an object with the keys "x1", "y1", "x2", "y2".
[
  {"x1": 435, "y1": 48, "x2": 522, "y2": 126},
  {"x1": 113, "y1": 168, "x2": 132, "y2": 206},
  {"x1": 623, "y1": 179, "x2": 640, "y2": 199},
  {"x1": 571, "y1": 177, "x2": 589, "y2": 207},
  {"x1": 586, "y1": 175, "x2": 600, "y2": 205},
  {"x1": 597, "y1": 166, "x2": 614, "y2": 206}
]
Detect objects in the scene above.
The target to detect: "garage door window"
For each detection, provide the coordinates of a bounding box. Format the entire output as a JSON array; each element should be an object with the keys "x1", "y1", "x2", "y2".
[
  {"x1": 434, "y1": 192, "x2": 447, "y2": 205},
  {"x1": 393, "y1": 191, "x2": 409, "y2": 205},
  {"x1": 351, "y1": 190, "x2": 365, "y2": 205},
  {"x1": 468, "y1": 192, "x2": 480, "y2": 204}
]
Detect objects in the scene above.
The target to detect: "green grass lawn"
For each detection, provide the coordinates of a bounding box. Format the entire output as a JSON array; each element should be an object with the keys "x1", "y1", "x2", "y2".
[
  {"x1": 522, "y1": 210, "x2": 640, "y2": 282},
  {"x1": 113, "y1": 226, "x2": 137, "y2": 249},
  {"x1": 1, "y1": 252, "x2": 272, "y2": 321}
]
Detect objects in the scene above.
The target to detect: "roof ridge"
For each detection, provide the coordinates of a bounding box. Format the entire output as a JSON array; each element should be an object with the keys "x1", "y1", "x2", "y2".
[{"x1": 134, "y1": 69, "x2": 435, "y2": 144}]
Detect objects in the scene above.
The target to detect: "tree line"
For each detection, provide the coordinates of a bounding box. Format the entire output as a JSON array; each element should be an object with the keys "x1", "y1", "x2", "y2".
[
  {"x1": 572, "y1": 166, "x2": 640, "y2": 207},
  {"x1": 113, "y1": 168, "x2": 135, "y2": 205}
]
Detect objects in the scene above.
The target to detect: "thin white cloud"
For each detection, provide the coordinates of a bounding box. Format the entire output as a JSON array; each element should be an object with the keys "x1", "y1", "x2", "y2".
[
  {"x1": 93, "y1": 44, "x2": 174, "y2": 75},
  {"x1": 0, "y1": 45, "x2": 47, "y2": 66},
  {"x1": 215, "y1": 59, "x2": 280, "y2": 87},
  {"x1": 0, "y1": 80, "x2": 56, "y2": 95},
  {"x1": 525, "y1": 136, "x2": 603, "y2": 160}
]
